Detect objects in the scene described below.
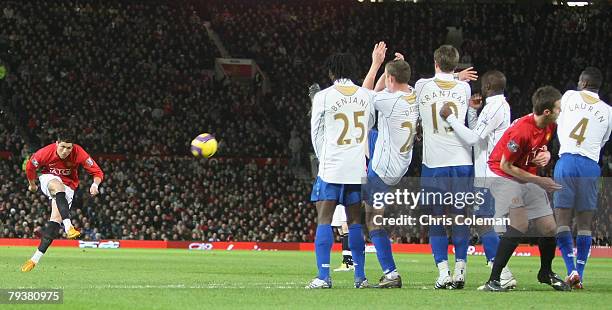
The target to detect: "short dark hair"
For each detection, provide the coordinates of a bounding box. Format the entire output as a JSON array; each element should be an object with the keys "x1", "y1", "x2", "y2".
[
  {"x1": 57, "y1": 132, "x2": 76, "y2": 144},
  {"x1": 325, "y1": 53, "x2": 358, "y2": 81},
  {"x1": 434, "y1": 45, "x2": 459, "y2": 73},
  {"x1": 579, "y1": 66, "x2": 603, "y2": 90},
  {"x1": 532, "y1": 86, "x2": 561, "y2": 115},
  {"x1": 481, "y1": 70, "x2": 506, "y2": 93},
  {"x1": 385, "y1": 59, "x2": 411, "y2": 84}
]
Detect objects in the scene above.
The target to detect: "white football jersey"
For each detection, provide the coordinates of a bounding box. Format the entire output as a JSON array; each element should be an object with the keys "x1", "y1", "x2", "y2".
[
  {"x1": 472, "y1": 95, "x2": 511, "y2": 186},
  {"x1": 557, "y1": 90, "x2": 612, "y2": 162},
  {"x1": 311, "y1": 79, "x2": 375, "y2": 184},
  {"x1": 415, "y1": 73, "x2": 472, "y2": 168},
  {"x1": 371, "y1": 88, "x2": 420, "y2": 186}
]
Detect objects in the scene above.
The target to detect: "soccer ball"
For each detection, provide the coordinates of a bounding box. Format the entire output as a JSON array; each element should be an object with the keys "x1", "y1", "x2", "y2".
[{"x1": 190, "y1": 133, "x2": 218, "y2": 158}]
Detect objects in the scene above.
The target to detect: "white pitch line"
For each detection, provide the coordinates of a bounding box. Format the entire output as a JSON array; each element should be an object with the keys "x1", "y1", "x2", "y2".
[{"x1": 13, "y1": 283, "x2": 303, "y2": 290}]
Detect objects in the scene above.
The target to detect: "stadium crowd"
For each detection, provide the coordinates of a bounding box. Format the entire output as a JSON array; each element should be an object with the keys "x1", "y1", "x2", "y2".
[
  {"x1": 0, "y1": 156, "x2": 319, "y2": 242},
  {"x1": 0, "y1": 0, "x2": 610, "y2": 245},
  {"x1": 0, "y1": 0, "x2": 288, "y2": 157}
]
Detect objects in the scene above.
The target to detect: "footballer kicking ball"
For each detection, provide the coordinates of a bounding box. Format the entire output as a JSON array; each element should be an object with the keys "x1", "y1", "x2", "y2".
[{"x1": 190, "y1": 133, "x2": 218, "y2": 158}]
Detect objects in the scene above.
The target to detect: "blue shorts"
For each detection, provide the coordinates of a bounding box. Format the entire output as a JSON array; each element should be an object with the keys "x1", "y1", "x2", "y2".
[
  {"x1": 420, "y1": 165, "x2": 474, "y2": 216},
  {"x1": 553, "y1": 153, "x2": 600, "y2": 212},
  {"x1": 311, "y1": 176, "x2": 361, "y2": 206},
  {"x1": 473, "y1": 187, "x2": 495, "y2": 217},
  {"x1": 364, "y1": 168, "x2": 390, "y2": 207}
]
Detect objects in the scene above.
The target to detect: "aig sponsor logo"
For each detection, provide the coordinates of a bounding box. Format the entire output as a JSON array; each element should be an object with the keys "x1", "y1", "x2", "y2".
[
  {"x1": 49, "y1": 168, "x2": 71, "y2": 175},
  {"x1": 188, "y1": 243, "x2": 214, "y2": 250},
  {"x1": 78, "y1": 241, "x2": 120, "y2": 249}
]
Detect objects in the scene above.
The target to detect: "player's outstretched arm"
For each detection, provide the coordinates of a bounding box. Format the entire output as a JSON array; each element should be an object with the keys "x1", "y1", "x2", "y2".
[
  {"x1": 310, "y1": 92, "x2": 325, "y2": 159},
  {"x1": 363, "y1": 41, "x2": 386, "y2": 90},
  {"x1": 90, "y1": 176, "x2": 102, "y2": 196},
  {"x1": 373, "y1": 74, "x2": 386, "y2": 92},
  {"x1": 24, "y1": 151, "x2": 45, "y2": 193},
  {"x1": 499, "y1": 155, "x2": 561, "y2": 192},
  {"x1": 27, "y1": 180, "x2": 38, "y2": 193},
  {"x1": 308, "y1": 83, "x2": 321, "y2": 103},
  {"x1": 457, "y1": 67, "x2": 478, "y2": 82},
  {"x1": 440, "y1": 105, "x2": 481, "y2": 146},
  {"x1": 76, "y1": 146, "x2": 104, "y2": 196},
  {"x1": 373, "y1": 52, "x2": 406, "y2": 92}
]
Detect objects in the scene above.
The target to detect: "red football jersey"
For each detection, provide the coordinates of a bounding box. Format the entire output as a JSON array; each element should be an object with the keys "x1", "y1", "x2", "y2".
[
  {"x1": 25, "y1": 143, "x2": 104, "y2": 190},
  {"x1": 488, "y1": 114, "x2": 555, "y2": 179}
]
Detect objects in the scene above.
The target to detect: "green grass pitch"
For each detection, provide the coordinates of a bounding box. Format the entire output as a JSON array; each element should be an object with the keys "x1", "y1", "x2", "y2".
[{"x1": 1, "y1": 247, "x2": 610, "y2": 309}]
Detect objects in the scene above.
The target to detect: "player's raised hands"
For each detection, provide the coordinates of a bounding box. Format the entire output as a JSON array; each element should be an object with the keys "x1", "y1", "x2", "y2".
[
  {"x1": 536, "y1": 176, "x2": 562, "y2": 193},
  {"x1": 458, "y1": 67, "x2": 478, "y2": 82},
  {"x1": 308, "y1": 83, "x2": 321, "y2": 102},
  {"x1": 371, "y1": 41, "x2": 387, "y2": 66},
  {"x1": 393, "y1": 52, "x2": 405, "y2": 61}
]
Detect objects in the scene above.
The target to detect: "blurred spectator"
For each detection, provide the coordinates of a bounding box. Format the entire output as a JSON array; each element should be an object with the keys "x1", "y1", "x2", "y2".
[{"x1": 288, "y1": 128, "x2": 303, "y2": 170}]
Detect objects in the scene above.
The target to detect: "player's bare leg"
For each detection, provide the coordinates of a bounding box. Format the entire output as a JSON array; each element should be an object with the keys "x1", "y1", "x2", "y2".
[
  {"x1": 365, "y1": 203, "x2": 401, "y2": 288},
  {"x1": 346, "y1": 202, "x2": 369, "y2": 288},
  {"x1": 306, "y1": 200, "x2": 336, "y2": 289},
  {"x1": 47, "y1": 179, "x2": 79, "y2": 239},
  {"x1": 21, "y1": 200, "x2": 62, "y2": 272},
  {"x1": 533, "y1": 214, "x2": 570, "y2": 291}
]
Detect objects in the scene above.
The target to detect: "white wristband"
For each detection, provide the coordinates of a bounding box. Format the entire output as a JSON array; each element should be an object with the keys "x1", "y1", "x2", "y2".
[{"x1": 91, "y1": 183, "x2": 99, "y2": 189}]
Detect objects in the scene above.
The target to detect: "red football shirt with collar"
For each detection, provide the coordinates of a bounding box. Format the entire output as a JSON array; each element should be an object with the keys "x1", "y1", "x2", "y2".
[
  {"x1": 488, "y1": 114, "x2": 555, "y2": 179},
  {"x1": 25, "y1": 143, "x2": 104, "y2": 190}
]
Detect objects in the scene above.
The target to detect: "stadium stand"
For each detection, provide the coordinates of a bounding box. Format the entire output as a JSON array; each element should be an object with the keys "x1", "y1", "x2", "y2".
[{"x1": 0, "y1": 0, "x2": 610, "y2": 245}]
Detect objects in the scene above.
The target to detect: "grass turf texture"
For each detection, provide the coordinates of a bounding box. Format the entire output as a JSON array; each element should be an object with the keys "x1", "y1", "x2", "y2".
[{"x1": 1, "y1": 247, "x2": 610, "y2": 309}]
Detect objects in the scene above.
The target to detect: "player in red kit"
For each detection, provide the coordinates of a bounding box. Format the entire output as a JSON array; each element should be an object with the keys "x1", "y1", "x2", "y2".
[
  {"x1": 21, "y1": 133, "x2": 104, "y2": 272},
  {"x1": 481, "y1": 86, "x2": 570, "y2": 292}
]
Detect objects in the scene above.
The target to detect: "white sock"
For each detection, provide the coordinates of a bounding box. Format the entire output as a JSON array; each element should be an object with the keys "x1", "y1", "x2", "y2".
[
  {"x1": 437, "y1": 261, "x2": 450, "y2": 277},
  {"x1": 455, "y1": 260, "x2": 466, "y2": 271},
  {"x1": 63, "y1": 219, "x2": 73, "y2": 233},
  {"x1": 385, "y1": 270, "x2": 400, "y2": 280},
  {"x1": 31, "y1": 250, "x2": 44, "y2": 264},
  {"x1": 501, "y1": 266, "x2": 514, "y2": 279}
]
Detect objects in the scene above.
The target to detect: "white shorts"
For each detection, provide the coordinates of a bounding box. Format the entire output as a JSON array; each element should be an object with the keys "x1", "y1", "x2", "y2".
[
  {"x1": 331, "y1": 204, "x2": 347, "y2": 227},
  {"x1": 487, "y1": 177, "x2": 552, "y2": 220},
  {"x1": 39, "y1": 174, "x2": 74, "y2": 208}
]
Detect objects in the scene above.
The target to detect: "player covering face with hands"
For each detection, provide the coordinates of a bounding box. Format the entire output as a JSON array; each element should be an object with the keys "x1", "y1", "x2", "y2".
[{"x1": 21, "y1": 133, "x2": 104, "y2": 272}]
